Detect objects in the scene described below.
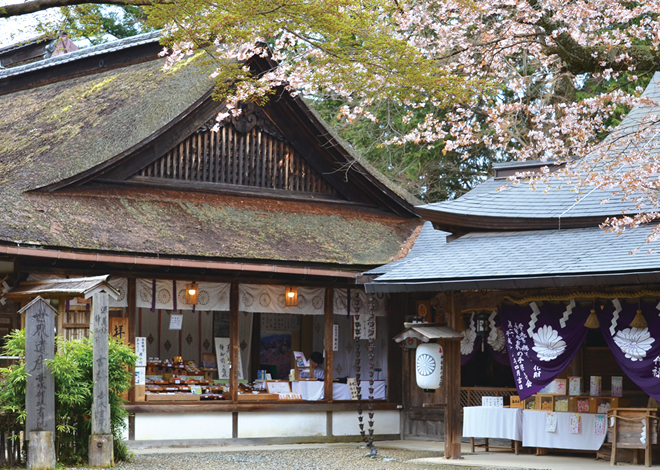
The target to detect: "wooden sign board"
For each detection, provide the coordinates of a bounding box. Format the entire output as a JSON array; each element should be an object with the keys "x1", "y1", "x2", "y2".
[
  {"x1": 109, "y1": 317, "x2": 129, "y2": 345},
  {"x1": 347, "y1": 377, "x2": 359, "y2": 400},
  {"x1": 215, "y1": 337, "x2": 243, "y2": 380},
  {"x1": 266, "y1": 381, "x2": 291, "y2": 394},
  {"x1": 23, "y1": 297, "x2": 57, "y2": 435},
  {"x1": 510, "y1": 395, "x2": 523, "y2": 408}
]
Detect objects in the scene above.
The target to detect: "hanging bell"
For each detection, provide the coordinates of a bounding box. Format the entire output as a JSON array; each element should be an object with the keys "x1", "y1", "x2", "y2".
[
  {"x1": 584, "y1": 309, "x2": 600, "y2": 329},
  {"x1": 630, "y1": 309, "x2": 648, "y2": 329}
]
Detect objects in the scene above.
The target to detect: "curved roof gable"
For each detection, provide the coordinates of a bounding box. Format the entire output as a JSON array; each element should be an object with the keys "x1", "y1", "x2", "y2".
[
  {"x1": 0, "y1": 34, "x2": 420, "y2": 267},
  {"x1": 419, "y1": 72, "x2": 660, "y2": 232}
]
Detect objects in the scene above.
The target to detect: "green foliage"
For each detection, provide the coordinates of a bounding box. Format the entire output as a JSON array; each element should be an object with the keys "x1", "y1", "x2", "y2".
[
  {"x1": 310, "y1": 97, "x2": 501, "y2": 201},
  {"x1": 57, "y1": 5, "x2": 159, "y2": 45},
  {"x1": 0, "y1": 330, "x2": 136, "y2": 465}
]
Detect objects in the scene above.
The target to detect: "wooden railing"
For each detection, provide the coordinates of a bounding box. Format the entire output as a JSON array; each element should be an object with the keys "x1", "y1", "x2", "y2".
[{"x1": 460, "y1": 386, "x2": 518, "y2": 409}]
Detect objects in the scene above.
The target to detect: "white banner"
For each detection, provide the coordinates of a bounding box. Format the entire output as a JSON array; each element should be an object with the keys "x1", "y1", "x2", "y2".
[
  {"x1": 333, "y1": 289, "x2": 387, "y2": 316},
  {"x1": 136, "y1": 279, "x2": 230, "y2": 311},
  {"x1": 239, "y1": 284, "x2": 325, "y2": 315}
]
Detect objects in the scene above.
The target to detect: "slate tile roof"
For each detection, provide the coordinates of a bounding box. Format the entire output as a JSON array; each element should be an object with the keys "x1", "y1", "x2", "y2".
[
  {"x1": 365, "y1": 221, "x2": 449, "y2": 275},
  {"x1": 418, "y1": 72, "x2": 660, "y2": 222},
  {"x1": 371, "y1": 223, "x2": 660, "y2": 284}
]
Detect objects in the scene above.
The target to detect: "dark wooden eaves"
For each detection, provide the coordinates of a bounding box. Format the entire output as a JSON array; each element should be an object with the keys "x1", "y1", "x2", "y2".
[
  {"x1": 0, "y1": 37, "x2": 55, "y2": 68},
  {"x1": 35, "y1": 52, "x2": 418, "y2": 218},
  {"x1": 417, "y1": 206, "x2": 613, "y2": 232},
  {"x1": 0, "y1": 40, "x2": 162, "y2": 97},
  {"x1": 249, "y1": 57, "x2": 418, "y2": 218}
]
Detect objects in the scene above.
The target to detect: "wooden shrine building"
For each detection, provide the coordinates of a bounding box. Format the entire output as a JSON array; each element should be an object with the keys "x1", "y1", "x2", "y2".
[
  {"x1": 0, "y1": 32, "x2": 424, "y2": 445},
  {"x1": 366, "y1": 74, "x2": 660, "y2": 460}
]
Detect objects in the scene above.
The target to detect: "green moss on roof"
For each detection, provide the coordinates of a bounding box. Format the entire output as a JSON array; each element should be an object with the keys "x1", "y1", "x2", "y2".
[
  {"x1": 1, "y1": 188, "x2": 419, "y2": 266},
  {"x1": 0, "y1": 50, "x2": 420, "y2": 266},
  {"x1": 0, "y1": 54, "x2": 215, "y2": 192}
]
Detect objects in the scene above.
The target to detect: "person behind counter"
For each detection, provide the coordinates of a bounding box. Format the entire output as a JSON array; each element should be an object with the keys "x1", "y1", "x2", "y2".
[{"x1": 309, "y1": 351, "x2": 324, "y2": 380}]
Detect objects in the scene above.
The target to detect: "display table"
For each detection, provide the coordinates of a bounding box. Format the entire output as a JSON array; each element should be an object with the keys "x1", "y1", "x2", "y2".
[
  {"x1": 291, "y1": 381, "x2": 324, "y2": 401},
  {"x1": 522, "y1": 410, "x2": 607, "y2": 452},
  {"x1": 333, "y1": 381, "x2": 387, "y2": 400},
  {"x1": 462, "y1": 407, "x2": 523, "y2": 454},
  {"x1": 291, "y1": 380, "x2": 387, "y2": 401}
]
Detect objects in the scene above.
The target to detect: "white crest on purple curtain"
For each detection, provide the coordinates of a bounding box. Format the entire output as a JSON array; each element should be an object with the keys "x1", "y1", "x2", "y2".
[
  {"x1": 487, "y1": 311, "x2": 505, "y2": 352},
  {"x1": 532, "y1": 325, "x2": 566, "y2": 361},
  {"x1": 488, "y1": 327, "x2": 506, "y2": 352},
  {"x1": 559, "y1": 299, "x2": 575, "y2": 328},
  {"x1": 461, "y1": 312, "x2": 477, "y2": 355},
  {"x1": 610, "y1": 298, "x2": 622, "y2": 336},
  {"x1": 527, "y1": 302, "x2": 540, "y2": 337},
  {"x1": 614, "y1": 327, "x2": 654, "y2": 361}
]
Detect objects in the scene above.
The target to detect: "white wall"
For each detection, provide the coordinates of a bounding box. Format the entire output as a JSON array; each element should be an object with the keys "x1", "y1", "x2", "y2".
[
  {"x1": 133, "y1": 410, "x2": 400, "y2": 440},
  {"x1": 332, "y1": 410, "x2": 400, "y2": 436},
  {"x1": 238, "y1": 411, "x2": 326, "y2": 438},
  {"x1": 135, "y1": 412, "x2": 233, "y2": 440}
]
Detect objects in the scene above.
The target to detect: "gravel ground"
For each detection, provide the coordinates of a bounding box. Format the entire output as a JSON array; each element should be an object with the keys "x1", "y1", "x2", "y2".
[{"x1": 62, "y1": 446, "x2": 535, "y2": 470}]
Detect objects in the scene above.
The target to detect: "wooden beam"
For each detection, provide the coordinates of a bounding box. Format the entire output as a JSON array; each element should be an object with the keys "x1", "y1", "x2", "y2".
[
  {"x1": 125, "y1": 401, "x2": 402, "y2": 413},
  {"x1": 444, "y1": 292, "x2": 462, "y2": 459},
  {"x1": 127, "y1": 278, "x2": 136, "y2": 404},
  {"x1": 324, "y1": 287, "x2": 334, "y2": 402},
  {"x1": 387, "y1": 294, "x2": 404, "y2": 403},
  {"x1": 230, "y1": 283, "x2": 239, "y2": 403}
]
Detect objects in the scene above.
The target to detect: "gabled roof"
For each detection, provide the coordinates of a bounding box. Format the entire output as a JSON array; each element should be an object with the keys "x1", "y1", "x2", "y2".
[
  {"x1": 418, "y1": 72, "x2": 660, "y2": 233},
  {"x1": 7, "y1": 275, "x2": 120, "y2": 300},
  {"x1": 393, "y1": 323, "x2": 462, "y2": 343},
  {"x1": 0, "y1": 33, "x2": 420, "y2": 270}
]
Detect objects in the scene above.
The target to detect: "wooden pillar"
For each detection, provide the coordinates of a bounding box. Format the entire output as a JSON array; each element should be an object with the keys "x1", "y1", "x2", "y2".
[
  {"x1": 444, "y1": 292, "x2": 462, "y2": 459},
  {"x1": 56, "y1": 296, "x2": 64, "y2": 337},
  {"x1": 324, "y1": 287, "x2": 334, "y2": 402},
  {"x1": 387, "y1": 295, "x2": 404, "y2": 403},
  {"x1": 127, "y1": 278, "x2": 136, "y2": 404},
  {"x1": 230, "y1": 283, "x2": 239, "y2": 403}
]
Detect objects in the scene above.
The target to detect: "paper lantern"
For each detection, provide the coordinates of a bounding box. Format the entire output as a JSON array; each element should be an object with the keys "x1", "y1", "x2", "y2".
[
  {"x1": 185, "y1": 282, "x2": 198, "y2": 305},
  {"x1": 285, "y1": 286, "x2": 297, "y2": 307},
  {"x1": 416, "y1": 343, "x2": 443, "y2": 389}
]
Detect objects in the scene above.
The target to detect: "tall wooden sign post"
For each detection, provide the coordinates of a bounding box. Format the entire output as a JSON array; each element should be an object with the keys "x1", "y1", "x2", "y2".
[
  {"x1": 21, "y1": 296, "x2": 57, "y2": 470},
  {"x1": 89, "y1": 292, "x2": 113, "y2": 467}
]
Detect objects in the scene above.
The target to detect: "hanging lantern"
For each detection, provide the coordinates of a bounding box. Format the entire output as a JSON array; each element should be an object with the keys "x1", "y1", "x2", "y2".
[
  {"x1": 185, "y1": 282, "x2": 198, "y2": 305},
  {"x1": 285, "y1": 286, "x2": 298, "y2": 307},
  {"x1": 416, "y1": 343, "x2": 443, "y2": 390},
  {"x1": 476, "y1": 312, "x2": 489, "y2": 336}
]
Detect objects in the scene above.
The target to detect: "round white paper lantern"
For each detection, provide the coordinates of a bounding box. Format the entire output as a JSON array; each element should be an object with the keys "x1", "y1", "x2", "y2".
[{"x1": 416, "y1": 343, "x2": 443, "y2": 389}]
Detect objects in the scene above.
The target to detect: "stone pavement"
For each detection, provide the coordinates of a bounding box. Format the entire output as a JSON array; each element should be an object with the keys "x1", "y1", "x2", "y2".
[{"x1": 125, "y1": 439, "x2": 643, "y2": 469}]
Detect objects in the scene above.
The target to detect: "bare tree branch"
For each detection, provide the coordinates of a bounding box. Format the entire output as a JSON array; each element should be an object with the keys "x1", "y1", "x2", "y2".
[{"x1": 0, "y1": 0, "x2": 173, "y2": 19}]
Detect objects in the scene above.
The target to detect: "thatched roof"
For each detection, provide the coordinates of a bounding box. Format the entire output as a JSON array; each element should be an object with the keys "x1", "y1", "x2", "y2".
[{"x1": 0, "y1": 36, "x2": 420, "y2": 268}]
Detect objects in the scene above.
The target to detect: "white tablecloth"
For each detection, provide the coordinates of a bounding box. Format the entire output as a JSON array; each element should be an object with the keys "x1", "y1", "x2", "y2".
[
  {"x1": 291, "y1": 380, "x2": 387, "y2": 401},
  {"x1": 334, "y1": 381, "x2": 387, "y2": 400},
  {"x1": 522, "y1": 410, "x2": 607, "y2": 450},
  {"x1": 291, "y1": 381, "x2": 324, "y2": 401},
  {"x1": 463, "y1": 407, "x2": 523, "y2": 441}
]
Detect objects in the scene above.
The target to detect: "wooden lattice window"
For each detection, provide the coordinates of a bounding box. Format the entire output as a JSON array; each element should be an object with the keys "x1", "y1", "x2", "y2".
[{"x1": 136, "y1": 106, "x2": 337, "y2": 195}]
